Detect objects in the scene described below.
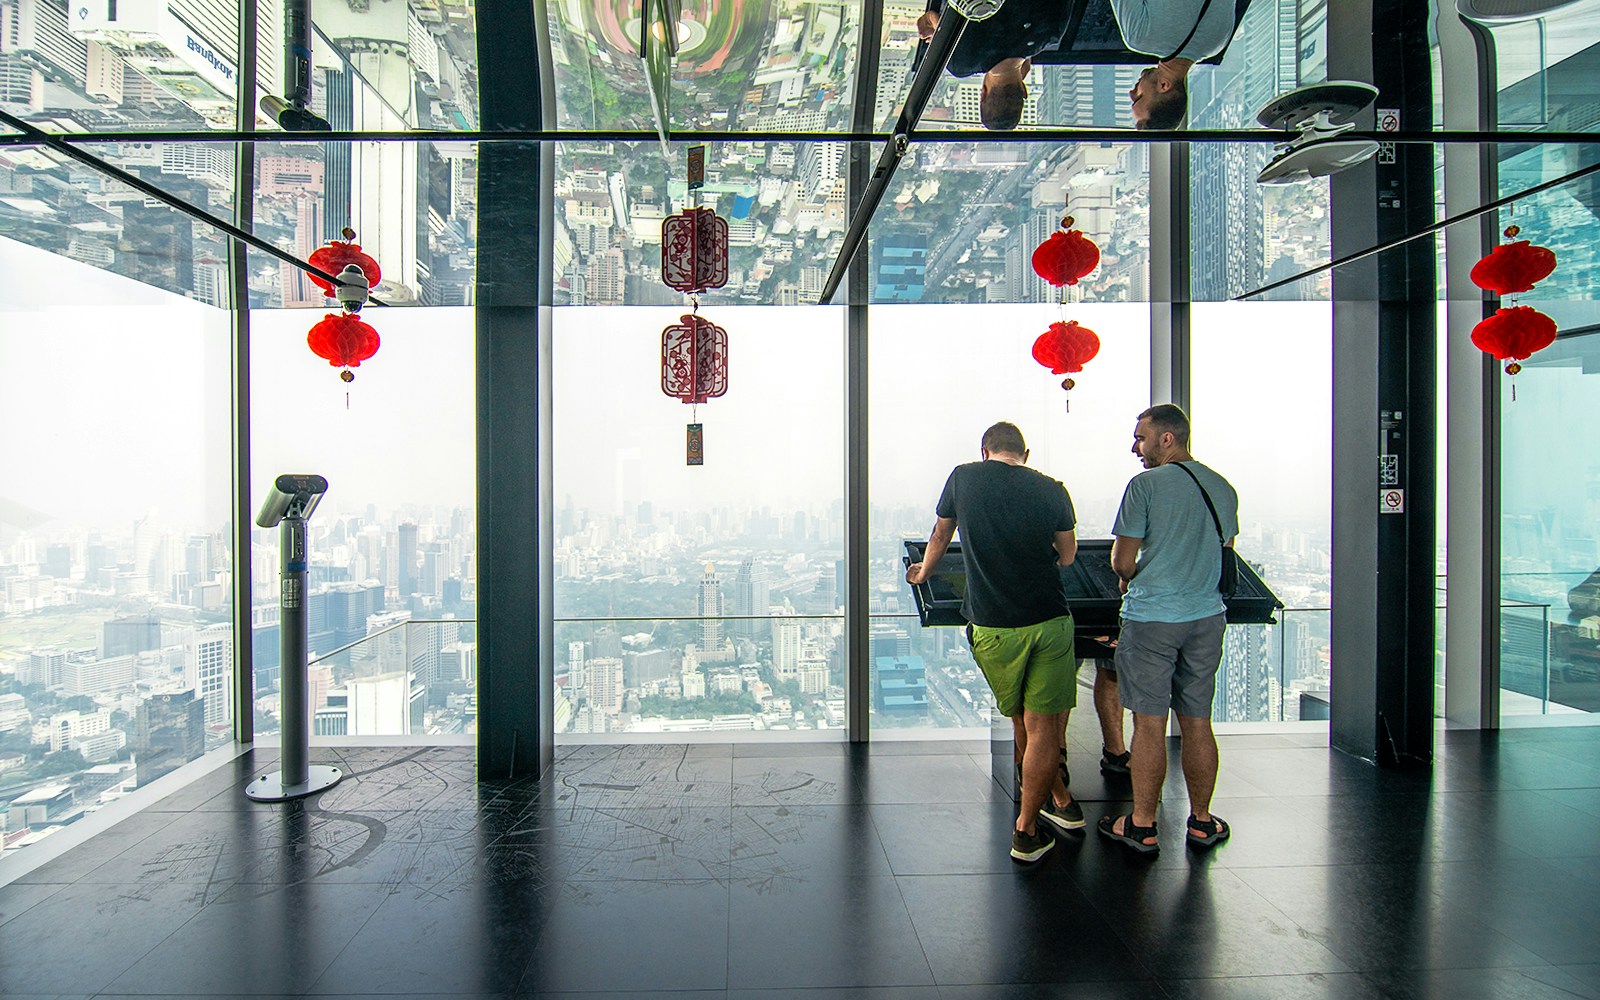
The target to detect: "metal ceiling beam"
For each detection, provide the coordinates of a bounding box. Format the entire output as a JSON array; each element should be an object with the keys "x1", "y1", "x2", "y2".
[
  {"x1": 1, "y1": 128, "x2": 1592, "y2": 146},
  {"x1": 818, "y1": 9, "x2": 970, "y2": 304}
]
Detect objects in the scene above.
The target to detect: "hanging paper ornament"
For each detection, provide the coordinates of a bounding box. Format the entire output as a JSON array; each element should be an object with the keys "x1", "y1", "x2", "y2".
[
  {"x1": 1033, "y1": 320, "x2": 1101, "y2": 374},
  {"x1": 1471, "y1": 305, "x2": 1556, "y2": 374},
  {"x1": 307, "y1": 227, "x2": 381, "y2": 298},
  {"x1": 661, "y1": 313, "x2": 729, "y2": 404},
  {"x1": 307, "y1": 312, "x2": 381, "y2": 381},
  {"x1": 661, "y1": 207, "x2": 729, "y2": 293},
  {"x1": 1470, "y1": 225, "x2": 1556, "y2": 295},
  {"x1": 1031, "y1": 216, "x2": 1100, "y2": 287}
]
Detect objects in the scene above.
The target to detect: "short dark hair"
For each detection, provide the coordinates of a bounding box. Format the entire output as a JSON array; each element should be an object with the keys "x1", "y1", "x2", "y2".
[
  {"x1": 982, "y1": 421, "x2": 1027, "y2": 455},
  {"x1": 1138, "y1": 404, "x2": 1190, "y2": 446},
  {"x1": 1136, "y1": 78, "x2": 1187, "y2": 131},
  {"x1": 980, "y1": 80, "x2": 1026, "y2": 131}
]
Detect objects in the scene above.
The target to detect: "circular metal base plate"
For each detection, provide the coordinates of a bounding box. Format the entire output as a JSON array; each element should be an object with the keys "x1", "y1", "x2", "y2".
[
  {"x1": 244, "y1": 764, "x2": 343, "y2": 802},
  {"x1": 1256, "y1": 82, "x2": 1380, "y2": 131}
]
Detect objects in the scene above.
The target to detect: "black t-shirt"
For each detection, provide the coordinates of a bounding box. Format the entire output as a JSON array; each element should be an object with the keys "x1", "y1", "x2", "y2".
[
  {"x1": 936, "y1": 460, "x2": 1076, "y2": 627},
  {"x1": 940, "y1": 0, "x2": 1076, "y2": 77}
]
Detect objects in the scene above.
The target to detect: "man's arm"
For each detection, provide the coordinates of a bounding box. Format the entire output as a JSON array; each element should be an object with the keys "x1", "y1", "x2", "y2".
[
  {"x1": 1111, "y1": 535, "x2": 1141, "y2": 594},
  {"x1": 1055, "y1": 529, "x2": 1077, "y2": 567},
  {"x1": 906, "y1": 516, "x2": 957, "y2": 585}
]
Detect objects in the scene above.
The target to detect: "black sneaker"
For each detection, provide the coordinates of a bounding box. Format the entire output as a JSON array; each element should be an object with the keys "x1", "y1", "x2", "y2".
[
  {"x1": 1100, "y1": 748, "x2": 1132, "y2": 776},
  {"x1": 1039, "y1": 796, "x2": 1085, "y2": 832},
  {"x1": 1010, "y1": 825, "x2": 1056, "y2": 863}
]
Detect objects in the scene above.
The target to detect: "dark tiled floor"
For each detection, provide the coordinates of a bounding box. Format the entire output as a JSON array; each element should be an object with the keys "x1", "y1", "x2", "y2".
[{"x1": 4, "y1": 724, "x2": 1600, "y2": 999}]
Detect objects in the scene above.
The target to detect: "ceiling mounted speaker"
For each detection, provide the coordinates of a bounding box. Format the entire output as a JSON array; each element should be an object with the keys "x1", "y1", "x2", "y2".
[
  {"x1": 1255, "y1": 82, "x2": 1382, "y2": 185},
  {"x1": 1456, "y1": 0, "x2": 1588, "y2": 23}
]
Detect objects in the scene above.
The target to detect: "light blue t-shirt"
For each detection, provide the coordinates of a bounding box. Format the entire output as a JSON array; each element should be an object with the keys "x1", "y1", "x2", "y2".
[
  {"x1": 1111, "y1": 0, "x2": 1237, "y2": 61},
  {"x1": 1113, "y1": 460, "x2": 1240, "y2": 623}
]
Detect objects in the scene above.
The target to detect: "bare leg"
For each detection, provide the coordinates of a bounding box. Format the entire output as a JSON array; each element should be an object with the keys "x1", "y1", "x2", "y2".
[
  {"x1": 1116, "y1": 711, "x2": 1166, "y2": 845},
  {"x1": 1094, "y1": 662, "x2": 1126, "y2": 756},
  {"x1": 1176, "y1": 713, "x2": 1219, "y2": 823},
  {"x1": 1016, "y1": 708, "x2": 1066, "y2": 834}
]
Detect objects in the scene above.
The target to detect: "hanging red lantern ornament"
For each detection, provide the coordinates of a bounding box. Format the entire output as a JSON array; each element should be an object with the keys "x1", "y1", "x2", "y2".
[
  {"x1": 1471, "y1": 304, "x2": 1556, "y2": 378},
  {"x1": 1469, "y1": 224, "x2": 1560, "y2": 400},
  {"x1": 1469, "y1": 225, "x2": 1556, "y2": 295},
  {"x1": 307, "y1": 312, "x2": 381, "y2": 382},
  {"x1": 1032, "y1": 320, "x2": 1100, "y2": 411},
  {"x1": 662, "y1": 313, "x2": 729, "y2": 465},
  {"x1": 661, "y1": 207, "x2": 729, "y2": 294},
  {"x1": 307, "y1": 226, "x2": 381, "y2": 299},
  {"x1": 1031, "y1": 215, "x2": 1100, "y2": 288}
]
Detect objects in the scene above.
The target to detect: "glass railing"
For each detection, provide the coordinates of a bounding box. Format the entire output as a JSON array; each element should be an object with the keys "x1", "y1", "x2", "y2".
[
  {"x1": 553, "y1": 615, "x2": 847, "y2": 737},
  {"x1": 279, "y1": 618, "x2": 478, "y2": 738}
]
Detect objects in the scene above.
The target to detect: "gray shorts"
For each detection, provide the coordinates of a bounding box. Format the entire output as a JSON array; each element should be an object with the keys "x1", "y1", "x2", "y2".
[{"x1": 1113, "y1": 614, "x2": 1227, "y2": 718}]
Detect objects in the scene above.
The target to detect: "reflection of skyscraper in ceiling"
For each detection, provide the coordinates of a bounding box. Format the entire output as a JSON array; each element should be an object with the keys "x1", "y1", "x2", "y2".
[
  {"x1": 317, "y1": 0, "x2": 425, "y2": 297},
  {"x1": 66, "y1": 0, "x2": 283, "y2": 125},
  {"x1": 1187, "y1": 0, "x2": 1305, "y2": 300}
]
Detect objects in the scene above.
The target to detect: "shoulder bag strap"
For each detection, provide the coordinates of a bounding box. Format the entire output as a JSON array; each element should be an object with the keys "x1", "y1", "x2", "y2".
[
  {"x1": 1160, "y1": 0, "x2": 1218, "y2": 62},
  {"x1": 1172, "y1": 461, "x2": 1225, "y2": 543}
]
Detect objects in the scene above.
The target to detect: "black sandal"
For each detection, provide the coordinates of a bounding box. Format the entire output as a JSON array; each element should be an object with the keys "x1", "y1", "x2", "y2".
[
  {"x1": 1100, "y1": 748, "x2": 1131, "y2": 776},
  {"x1": 1186, "y1": 814, "x2": 1230, "y2": 848},
  {"x1": 1097, "y1": 813, "x2": 1159, "y2": 855}
]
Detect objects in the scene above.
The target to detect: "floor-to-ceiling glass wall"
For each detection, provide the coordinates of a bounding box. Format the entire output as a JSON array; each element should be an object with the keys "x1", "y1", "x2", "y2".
[{"x1": 1487, "y1": 7, "x2": 1600, "y2": 721}]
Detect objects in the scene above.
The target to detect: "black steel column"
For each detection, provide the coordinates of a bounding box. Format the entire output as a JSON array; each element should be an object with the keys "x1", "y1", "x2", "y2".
[
  {"x1": 1329, "y1": 0, "x2": 1436, "y2": 766},
  {"x1": 475, "y1": 0, "x2": 552, "y2": 779}
]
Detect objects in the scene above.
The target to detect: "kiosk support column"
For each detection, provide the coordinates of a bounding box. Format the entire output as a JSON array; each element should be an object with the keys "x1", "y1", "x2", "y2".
[{"x1": 247, "y1": 474, "x2": 343, "y2": 801}]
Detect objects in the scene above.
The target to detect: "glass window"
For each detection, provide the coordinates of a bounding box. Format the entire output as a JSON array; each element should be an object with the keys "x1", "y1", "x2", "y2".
[
  {"x1": 250, "y1": 139, "x2": 476, "y2": 308},
  {"x1": 249, "y1": 304, "x2": 477, "y2": 739},
  {"x1": 0, "y1": 233, "x2": 233, "y2": 857},
  {"x1": 869, "y1": 301, "x2": 1153, "y2": 734},
  {"x1": 550, "y1": 4, "x2": 861, "y2": 132},
  {"x1": 869, "y1": 141, "x2": 1149, "y2": 305},
  {"x1": 552, "y1": 303, "x2": 846, "y2": 737},
  {"x1": 0, "y1": 142, "x2": 234, "y2": 304},
  {"x1": 1191, "y1": 300, "x2": 1333, "y2": 722}
]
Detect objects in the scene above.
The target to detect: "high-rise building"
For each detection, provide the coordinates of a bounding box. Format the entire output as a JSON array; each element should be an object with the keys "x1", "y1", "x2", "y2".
[
  {"x1": 732, "y1": 559, "x2": 770, "y2": 638},
  {"x1": 102, "y1": 615, "x2": 161, "y2": 658},
  {"x1": 567, "y1": 640, "x2": 586, "y2": 687},
  {"x1": 588, "y1": 656, "x2": 625, "y2": 715},
  {"x1": 185, "y1": 623, "x2": 233, "y2": 729},
  {"x1": 698, "y1": 562, "x2": 725, "y2": 657},
  {"x1": 397, "y1": 522, "x2": 419, "y2": 600},
  {"x1": 773, "y1": 612, "x2": 803, "y2": 678}
]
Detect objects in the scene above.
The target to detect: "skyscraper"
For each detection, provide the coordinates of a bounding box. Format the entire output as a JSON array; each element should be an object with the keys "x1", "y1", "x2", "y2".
[
  {"x1": 698, "y1": 562, "x2": 725, "y2": 658},
  {"x1": 185, "y1": 623, "x2": 233, "y2": 730},
  {"x1": 397, "y1": 521, "x2": 419, "y2": 600},
  {"x1": 732, "y1": 559, "x2": 771, "y2": 638}
]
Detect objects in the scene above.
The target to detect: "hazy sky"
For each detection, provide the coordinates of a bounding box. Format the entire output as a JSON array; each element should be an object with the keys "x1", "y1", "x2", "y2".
[{"x1": 3, "y1": 235, "x2": 1338, "y2": 544}]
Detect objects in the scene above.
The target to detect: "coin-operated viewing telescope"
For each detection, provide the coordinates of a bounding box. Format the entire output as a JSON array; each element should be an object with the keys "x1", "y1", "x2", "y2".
[{"x1": 246, "y1": 474, "x2": 343, "y2": 802}]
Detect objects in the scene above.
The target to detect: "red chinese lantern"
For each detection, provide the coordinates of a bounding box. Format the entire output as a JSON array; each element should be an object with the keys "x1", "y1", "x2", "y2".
[
  {"x1": 1033, "y1": 320, "x2": 1100, "y2": 374},
  {"x1": 661, "y1": 313, "x2": 729, "y2": 404},
  {"x1": 1470, "y1": 226, "x2": 1556, "y2": 295},
  {"x1": 308, "y1": 227, "x2": 381, "y2": 298},
  {"x1": 1031, "y1": 217, "x2": 1100, "y2": 287},
  {"x1": 661, "y1": 207, "x2": 729, "y2": 294},
  {"x1": 1471, "y1": 306, "x2": 1556, "y2": 376},
  {"x1": 307, "y1": 313, "x2": 381, "y2": 382}
]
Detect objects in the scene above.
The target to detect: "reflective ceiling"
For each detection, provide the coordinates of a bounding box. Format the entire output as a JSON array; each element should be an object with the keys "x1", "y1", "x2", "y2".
[{"x1": 0, "y1": 1, "x2": 1597, "y2": 308}]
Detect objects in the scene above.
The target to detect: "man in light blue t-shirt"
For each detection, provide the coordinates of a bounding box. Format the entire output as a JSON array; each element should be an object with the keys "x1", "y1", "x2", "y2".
[
  {"x1": 1111, "y1": 0, "x2": 1238, "y2": 128},
  {"x1": 1098, "y1": 403, "x2": 1238, "y2": 856}
]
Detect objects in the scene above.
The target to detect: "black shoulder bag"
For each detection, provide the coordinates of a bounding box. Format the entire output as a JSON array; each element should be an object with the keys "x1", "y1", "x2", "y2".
[{"x1": 1173, "y1": 462, "x2": 1237, "y2": 598}]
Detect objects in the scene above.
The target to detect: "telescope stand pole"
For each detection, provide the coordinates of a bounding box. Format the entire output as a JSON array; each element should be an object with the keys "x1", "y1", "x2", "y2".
[{"x1": 247, "y1": 514, "x2": 342, "y2": 801}]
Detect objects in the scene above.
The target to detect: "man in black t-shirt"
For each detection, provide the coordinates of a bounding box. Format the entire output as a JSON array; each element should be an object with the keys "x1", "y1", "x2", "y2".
[{"x1": 906, "y1": 421, "x2": 1083, "y2": 863}]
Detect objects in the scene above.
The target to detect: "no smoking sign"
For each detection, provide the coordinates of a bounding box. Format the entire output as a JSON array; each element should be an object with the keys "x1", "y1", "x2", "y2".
[{"x1": 1380, "y1": 489, "x2": 1405, "y2": 514}]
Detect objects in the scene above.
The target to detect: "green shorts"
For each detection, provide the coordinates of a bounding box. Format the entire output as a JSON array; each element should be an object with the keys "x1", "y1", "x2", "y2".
[{"x1": 967, "y1": 614, "x2": 1078, "y2": 717}]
